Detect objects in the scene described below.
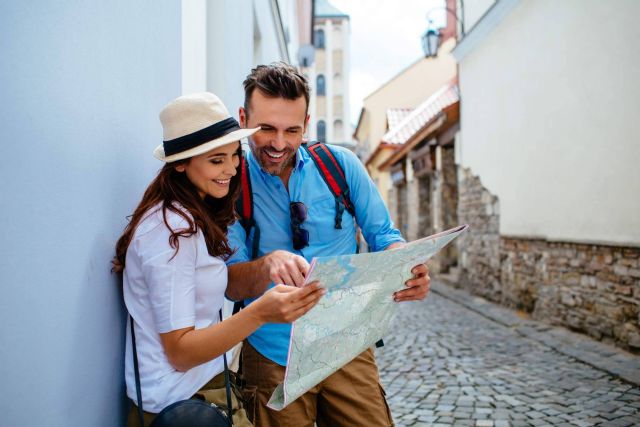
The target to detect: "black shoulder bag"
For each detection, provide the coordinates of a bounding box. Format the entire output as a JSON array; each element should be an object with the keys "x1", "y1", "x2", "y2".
[{"x1": 130, "y1": 310, "x2": 233, "y2": 427}]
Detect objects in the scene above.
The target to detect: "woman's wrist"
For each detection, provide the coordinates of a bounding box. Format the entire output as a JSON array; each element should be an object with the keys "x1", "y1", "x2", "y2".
[{"x1": 241, "y1": 300, "x2": 266, "y2": 327}]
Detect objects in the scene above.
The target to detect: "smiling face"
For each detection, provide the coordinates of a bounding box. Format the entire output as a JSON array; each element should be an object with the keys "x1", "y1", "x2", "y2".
[
  {"x1": 239, "y1": 89, "x2": 309, "y2": 179},
  {"x1": 175, "y1": 141, "x2": 240, "y2": 199}
]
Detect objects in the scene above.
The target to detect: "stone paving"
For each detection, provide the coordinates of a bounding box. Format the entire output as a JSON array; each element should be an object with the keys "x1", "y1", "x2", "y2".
[{"x1": 375, "y1": 282, "x2": 640, "y2": 427}]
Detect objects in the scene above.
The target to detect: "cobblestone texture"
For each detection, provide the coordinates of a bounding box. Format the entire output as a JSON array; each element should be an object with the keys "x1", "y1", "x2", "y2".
[{"x1": 376, "y1": 283, "x2": 640, "y2": 427}]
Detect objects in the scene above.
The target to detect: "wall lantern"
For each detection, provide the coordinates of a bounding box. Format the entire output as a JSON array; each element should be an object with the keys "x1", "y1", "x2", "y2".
[
  {"x1": 421, "y1": 27, "x2": 442, "y2": 58},
  {"x1": 422, "y1": 0, "x2": 466, "y2": 58}
]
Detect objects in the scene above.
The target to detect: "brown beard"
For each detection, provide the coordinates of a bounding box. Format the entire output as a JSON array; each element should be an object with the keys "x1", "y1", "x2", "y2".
[{"x1": 250, "y1": 144, "x2": 295, "y2": 177}]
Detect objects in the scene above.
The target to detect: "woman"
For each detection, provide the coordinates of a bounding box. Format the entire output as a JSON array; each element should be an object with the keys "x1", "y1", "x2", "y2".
[{"x1": 113, "y1": 92, "x2": 324, "y2": 426}]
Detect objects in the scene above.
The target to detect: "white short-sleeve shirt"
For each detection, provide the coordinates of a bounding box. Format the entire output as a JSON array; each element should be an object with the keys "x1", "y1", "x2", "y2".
[{"x1": 123, "y1": 204, "x2": 226, "y2": 413}]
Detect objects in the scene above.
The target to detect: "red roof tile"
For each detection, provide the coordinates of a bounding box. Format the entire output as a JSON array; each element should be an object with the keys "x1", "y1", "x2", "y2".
[
  {"x1": 386, "y1": 108, "x2": 413, "y2": 130},
  {"x1": 381, "y1": 83, "x2": 459, "y2": 145}
]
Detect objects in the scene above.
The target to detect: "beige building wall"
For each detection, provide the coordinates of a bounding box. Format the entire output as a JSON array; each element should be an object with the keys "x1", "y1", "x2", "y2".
[
  {"x1": 456, "y1": 0, "x2": 640, "y2": 246},
  {"x1": 308, "y1": 14, "x2": 351, "y2": 146},
  {"x1": 357, "y1": 38, "x2": 457, "y2": 158},
  {"x1": 356, "y1": 38, "x2": 457, "y2": 206}
]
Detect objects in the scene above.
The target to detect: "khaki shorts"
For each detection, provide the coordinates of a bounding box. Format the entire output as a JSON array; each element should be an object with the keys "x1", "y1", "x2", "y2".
[
  {"x1": 127, "y1": 371, "x2": 252, "y2": 427},
  {"x1": 241, "y1": 341, "x2": 394, "y2": 427}
]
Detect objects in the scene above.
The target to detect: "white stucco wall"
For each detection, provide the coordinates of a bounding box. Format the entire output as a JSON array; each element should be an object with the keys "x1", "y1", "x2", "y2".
[
  {"x1": 183, "y1": 0, "x2": 295, "y2": 118},
  {"x1": 457, "y1": 0, "x2": 640, "y2": 246},
  {"x1": 0, "y1": 2, "x2": 303, "y2": 425},
  {"x1": 461, "y1": 0, "x2": 497, "y2": 32},
  {"x1": 0, "y1": 2, "x2": 181, "y2": 426}
]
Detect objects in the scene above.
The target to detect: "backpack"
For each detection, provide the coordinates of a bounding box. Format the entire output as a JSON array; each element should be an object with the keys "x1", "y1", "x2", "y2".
[
  {"x1": 233, "y1": 142, "x2": 384, "y2": 348},
  {"x1": 235, "y1": 142, "x2": 355, "y2": 261}
]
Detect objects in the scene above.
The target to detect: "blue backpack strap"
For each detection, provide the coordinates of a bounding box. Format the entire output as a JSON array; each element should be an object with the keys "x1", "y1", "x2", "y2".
[{"x1": 303, "y1": 142, "x2": 355, "y2": 229}]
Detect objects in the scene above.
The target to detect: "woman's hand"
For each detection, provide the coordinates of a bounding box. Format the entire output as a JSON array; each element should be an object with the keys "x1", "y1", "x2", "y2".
[{"x1": 252, "y1": 282, "x2": 326, "y2": 324}]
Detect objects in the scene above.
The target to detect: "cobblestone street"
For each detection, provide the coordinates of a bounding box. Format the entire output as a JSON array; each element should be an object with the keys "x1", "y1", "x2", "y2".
[{"x1": 376, "y1": 282, "x2": 640, "y2": 427}]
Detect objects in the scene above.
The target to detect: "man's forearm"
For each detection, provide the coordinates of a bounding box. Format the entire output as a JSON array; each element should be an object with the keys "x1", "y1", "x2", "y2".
[{"x1": 226, "y1": 259, "x2": 271, "y2": 301}]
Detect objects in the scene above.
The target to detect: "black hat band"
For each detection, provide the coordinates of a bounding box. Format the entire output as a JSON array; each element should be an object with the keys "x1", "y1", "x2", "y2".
[{"x1": 163, "y1": 117, "x2": 241, "y2": 157}]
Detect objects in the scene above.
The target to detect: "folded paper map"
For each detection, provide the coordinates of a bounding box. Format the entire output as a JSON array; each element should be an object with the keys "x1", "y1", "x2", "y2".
[{"x1": 267, "y1": 224, "x2": 469, "y2": 410}]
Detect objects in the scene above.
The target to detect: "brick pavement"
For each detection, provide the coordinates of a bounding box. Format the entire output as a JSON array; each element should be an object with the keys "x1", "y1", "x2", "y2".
[{"x1": 375, "y1": 282, "x2": 640, "y2": 427}]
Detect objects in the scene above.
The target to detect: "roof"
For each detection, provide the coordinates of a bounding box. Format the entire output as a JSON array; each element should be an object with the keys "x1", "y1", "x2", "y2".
[
  {"x1": 315, "y1": 0, "x2": 349, "y2": 18},
  {"x1": 381, "y1": 83, "x2": 459, "y2": 146},
  {"x1": 386, "y1": 108, "x2": 413, "y2": 130}
]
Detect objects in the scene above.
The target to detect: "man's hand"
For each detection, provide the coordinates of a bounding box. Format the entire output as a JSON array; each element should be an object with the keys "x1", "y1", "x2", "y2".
[
  {"x1": 264, "y1": 250, "x2": 310, "y2": 287},
  {"x1": 393, "y1": 263, "x2": 431, "y2": 302}
]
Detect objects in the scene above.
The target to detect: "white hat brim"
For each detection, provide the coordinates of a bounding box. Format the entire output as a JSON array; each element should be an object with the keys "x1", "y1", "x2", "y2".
[{"x1": 154, "y1": 127, "x2": 259, "y2": 162}]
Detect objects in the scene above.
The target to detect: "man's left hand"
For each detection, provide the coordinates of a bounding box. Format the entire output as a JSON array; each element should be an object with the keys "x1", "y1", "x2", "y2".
[{"x1": 393, "y1": 263, "x2": 431, "y2": 302}]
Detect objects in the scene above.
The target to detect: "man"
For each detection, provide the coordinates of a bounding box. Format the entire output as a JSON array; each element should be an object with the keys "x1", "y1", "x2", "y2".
[{"x1": 226, "y1": 62, "x2": 430, "y2": 426}]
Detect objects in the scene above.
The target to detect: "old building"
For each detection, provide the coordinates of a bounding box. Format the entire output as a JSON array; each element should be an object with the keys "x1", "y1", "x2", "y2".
[
  {"x1": 354, "y1": 0, "x2": 458, "y2": 206},
  {"x1": 453, "y1": 0, "x2": 640, "y2": 351},
  {"x1": 305, "y1": 0, "x2": 353, "y2": 148},
  {"x1": 378, "y1": 82, "x2": 460, "y2": 273}
]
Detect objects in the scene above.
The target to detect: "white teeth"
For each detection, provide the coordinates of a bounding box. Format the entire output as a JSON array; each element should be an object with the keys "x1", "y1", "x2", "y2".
[
  {"x1": 265, "y1": 149, "x2": 285, "y2": 159},
  {"x1": 214, "y1": 179, "x2": 230, "y2": 184}
]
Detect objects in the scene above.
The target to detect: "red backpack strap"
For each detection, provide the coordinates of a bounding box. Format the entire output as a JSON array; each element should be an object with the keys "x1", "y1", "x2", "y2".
[
  {"x1": 236, "y1": 155, "x2": 252, "y2": 230},
  {"x1": 233, "y1": 154, "x2": 259, "y2": 315},
  {"x1": 235, "y1": 154, "x2": 260, "y2": 260},
  {"x1": 303, "y1": 142, "x2": 355, "y2": 229}
]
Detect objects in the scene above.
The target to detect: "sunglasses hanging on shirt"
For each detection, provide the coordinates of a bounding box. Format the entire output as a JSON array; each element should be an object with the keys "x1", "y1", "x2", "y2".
[{"x1": 290, "y1": 202, "x2": 309, "y2": 250}]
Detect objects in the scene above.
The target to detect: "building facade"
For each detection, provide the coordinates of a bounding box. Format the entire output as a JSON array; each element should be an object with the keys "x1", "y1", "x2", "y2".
[
  {"x1": 354, "y1": 38, "x2": 458, "y2": 206},
  {"x1": 378, "y1": 83, "x2": 461, "y2": 273},
  {"x1": 453, "y1": 0, "x2": 640, "y2": 351},
  {"x1": 305, "y1": 0, "x2": 353, "y2": 148},
  {"x1": 0, "y1": 2, "x2": 311, "y2": 426}
]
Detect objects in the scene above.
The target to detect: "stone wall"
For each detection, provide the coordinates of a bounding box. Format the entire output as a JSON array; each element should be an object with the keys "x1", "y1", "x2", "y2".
[
  {"x1": 456, "y1": 166, "x2": 640, "y2": 352},
  {"x1": 525, "y1": 239, "x2": 640, "y2": 350},
  {"x1": 457, "y1": 166, "x2": 502, "y2": 299},
  {"x1": 440, "y1": 146, "x2": 459, "y2": 270},
  {"x1": 417, "y1": 174, "x2": 432, "y2": 238}
]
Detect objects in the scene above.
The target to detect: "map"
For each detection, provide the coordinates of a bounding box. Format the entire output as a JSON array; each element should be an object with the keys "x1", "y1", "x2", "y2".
[{"x1": 267, "y1": 224, "x2": 469, "y2": 410}]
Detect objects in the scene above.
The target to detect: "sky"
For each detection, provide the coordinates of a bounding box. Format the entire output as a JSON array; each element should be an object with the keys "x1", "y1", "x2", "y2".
[{"x1": 329, "y1": 0, "x2": 446, "y2": 126}]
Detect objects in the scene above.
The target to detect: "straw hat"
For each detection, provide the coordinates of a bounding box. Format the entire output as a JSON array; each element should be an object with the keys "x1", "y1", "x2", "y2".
[{"x1": 154, "y1": 92, "x2": 259, "y2": 163}]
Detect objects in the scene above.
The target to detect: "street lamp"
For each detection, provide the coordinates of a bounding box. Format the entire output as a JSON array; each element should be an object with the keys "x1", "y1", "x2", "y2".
[
  {"x1": 421, "y1": 27, "x2": 441, "y2": 58},
  {"x1": 421, "y1": 1, "x2": 465, "y2": 58}
]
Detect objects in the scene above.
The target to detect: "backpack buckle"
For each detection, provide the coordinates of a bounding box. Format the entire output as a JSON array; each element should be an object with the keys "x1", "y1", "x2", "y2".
[{"x1": 334, "y1": 198, "x2": 345, "y2": 229}]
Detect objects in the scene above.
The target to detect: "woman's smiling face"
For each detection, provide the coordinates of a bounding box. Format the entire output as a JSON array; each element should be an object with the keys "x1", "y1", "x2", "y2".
[{"x1": 175, "y1": 141, "x2": 241, "y2": 199}]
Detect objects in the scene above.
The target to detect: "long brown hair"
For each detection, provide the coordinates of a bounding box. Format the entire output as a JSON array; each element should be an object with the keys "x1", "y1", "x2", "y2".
[{"x1": 112, "y1": 153, "x2": 241, "y2": 273}]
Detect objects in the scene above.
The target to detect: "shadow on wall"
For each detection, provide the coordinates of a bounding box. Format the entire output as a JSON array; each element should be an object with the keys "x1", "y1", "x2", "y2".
[{"x1": 66, "y1": 234, "x2": 128, "y2": 424}]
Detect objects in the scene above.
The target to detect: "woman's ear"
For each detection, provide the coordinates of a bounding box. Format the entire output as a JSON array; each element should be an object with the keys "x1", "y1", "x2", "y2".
[{"x1": 174, "y1": 164, "x2": 186, "y2": 173}]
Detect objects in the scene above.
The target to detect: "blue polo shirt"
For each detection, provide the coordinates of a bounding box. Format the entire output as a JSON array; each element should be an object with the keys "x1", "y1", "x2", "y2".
[{"x1": 226, "y1": 144, "x2": 404, "y2": 366}]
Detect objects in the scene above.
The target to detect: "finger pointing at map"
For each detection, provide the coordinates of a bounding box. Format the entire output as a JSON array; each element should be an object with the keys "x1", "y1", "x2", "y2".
[{"x1": 268, "y1": 224, "x2": 468, "y2": 410}]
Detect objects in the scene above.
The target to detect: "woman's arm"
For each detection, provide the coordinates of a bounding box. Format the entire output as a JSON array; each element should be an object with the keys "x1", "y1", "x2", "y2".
[
  {"x1": 226, "y1": 250, "x2": 311, "y2": 300},
  {"x1": 160, "y1": 283, "x2": 324, "y2": 372}
]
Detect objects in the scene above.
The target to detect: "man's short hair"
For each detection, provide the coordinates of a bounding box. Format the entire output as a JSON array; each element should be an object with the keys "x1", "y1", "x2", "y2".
[{"x1": 243, "y1": 62, "x2": 310, "y2": 116}]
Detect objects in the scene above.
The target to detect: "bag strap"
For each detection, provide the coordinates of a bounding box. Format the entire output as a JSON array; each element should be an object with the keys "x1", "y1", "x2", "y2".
[
  {"x1": 219, "y1": 309, "x2": 233, "y2": 424},
  {"x1": 129, "y1": 312, "x2": 234, "y2": 425},
  {"x1": 303, "y1": 142, "x2": 355, "y2": 229},
  {"x1": 130, "y1": 315, "x2": 145, "y2": 427},
  {"x1": 233, "y1": 154, "x2": 256, "y2": 316}
]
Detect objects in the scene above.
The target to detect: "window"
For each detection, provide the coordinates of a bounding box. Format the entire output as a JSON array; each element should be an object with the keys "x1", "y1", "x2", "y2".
[
  {"x1": 316, "y1": 75, "x2": 326, "y2": 96},
  {"x1": 333, "y1": 120, "x2": 343, "y2": 139},
  {"x1": 317, "y1": 120, "x2": 326, "y2": 143},
  {"x1": 314, "y1": 29, "x2": 325, "y2": 49}
]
